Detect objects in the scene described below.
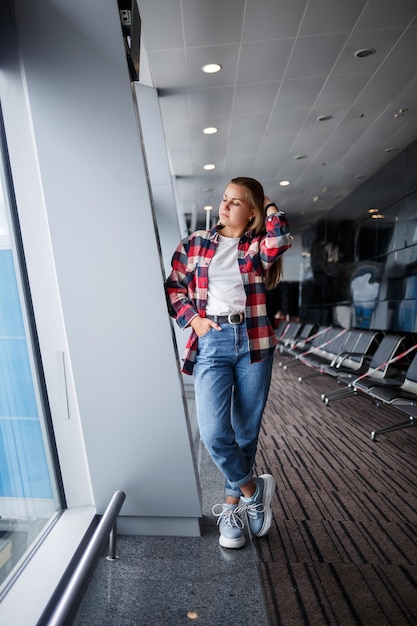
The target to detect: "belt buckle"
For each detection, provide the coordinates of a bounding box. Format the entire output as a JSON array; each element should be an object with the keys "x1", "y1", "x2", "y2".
[{"x1": 228, "y1": 312, "x2": 243, "y2": 325}]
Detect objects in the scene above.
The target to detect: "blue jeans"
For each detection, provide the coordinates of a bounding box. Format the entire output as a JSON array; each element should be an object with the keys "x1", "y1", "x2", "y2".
[{"x1": 193, "y1": 321, "x2": 274, "y2": 498}]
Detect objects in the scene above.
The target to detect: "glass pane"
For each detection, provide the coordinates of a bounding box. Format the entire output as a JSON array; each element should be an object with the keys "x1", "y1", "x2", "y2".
[{"x1": 0, "y1": 121, "x2": 63, "y2": 595}]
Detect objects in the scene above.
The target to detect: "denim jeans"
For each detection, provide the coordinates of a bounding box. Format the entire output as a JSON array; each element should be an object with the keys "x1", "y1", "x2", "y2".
[{"x1": 193, "y1": 321, "x2": 274, "y2": 498}]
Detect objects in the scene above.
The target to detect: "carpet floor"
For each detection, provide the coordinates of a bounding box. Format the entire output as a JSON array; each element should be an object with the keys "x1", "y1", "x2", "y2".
[{"x1": 254, "y1": 352, "x2": 417, "y2": 626}]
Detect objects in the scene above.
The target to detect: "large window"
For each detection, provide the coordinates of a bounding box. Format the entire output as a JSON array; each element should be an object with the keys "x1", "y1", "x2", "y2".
[{"x1": 0, "y1": 114, "x2": 63, "y2": 596}]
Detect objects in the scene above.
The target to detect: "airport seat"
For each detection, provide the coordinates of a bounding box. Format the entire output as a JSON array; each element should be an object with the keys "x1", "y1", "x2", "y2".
[
  {"x1": 371, "y1": 402, "x2": 417, "y2": 441},
  {"x1": 321, "y1": 334, "x2": 407, "y2": 405},
  {"x1": 278, "y1": 325, "x2": 332, "y2": 369},
  {"x1": 317, "y1": 329, "x2": 381, "y2": 382},
  {"x1": 297, "y1": 327, "x2": 362, "y2": 382}
]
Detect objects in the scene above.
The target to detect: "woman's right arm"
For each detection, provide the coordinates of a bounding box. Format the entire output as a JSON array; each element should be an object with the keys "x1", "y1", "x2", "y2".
[
  {"x1": 164, "y1": 241, "x2": 199, "y2": 328},
  {"x1": 165, "y1": 240, "x2": 221, "y2": 335}
]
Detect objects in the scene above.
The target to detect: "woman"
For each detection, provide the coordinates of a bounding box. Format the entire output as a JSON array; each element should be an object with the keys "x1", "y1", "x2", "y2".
[{"x1": 165, "y1": 177, "x2": 292, "y2": 548}]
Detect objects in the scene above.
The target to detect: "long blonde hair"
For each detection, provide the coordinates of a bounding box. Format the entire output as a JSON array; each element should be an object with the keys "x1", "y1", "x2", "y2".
[{"x1": 227, "y1": 177, "x2": 283, "y2": 289}]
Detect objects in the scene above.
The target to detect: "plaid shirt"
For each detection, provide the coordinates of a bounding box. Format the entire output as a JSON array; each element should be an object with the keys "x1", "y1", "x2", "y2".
[{"x1": 165, "y1": 212, "x2": 292, "y2": 374}]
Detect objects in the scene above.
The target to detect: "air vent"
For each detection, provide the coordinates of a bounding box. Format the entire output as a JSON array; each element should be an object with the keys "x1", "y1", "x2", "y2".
[{"x1": 354, "y1": 48, "x2": 375, "y2": 58}]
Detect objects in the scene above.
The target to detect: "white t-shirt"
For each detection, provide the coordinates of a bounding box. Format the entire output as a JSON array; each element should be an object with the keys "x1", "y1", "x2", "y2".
[{"x1": 206, "y1": 235, "x2": 246, "y2": 315}]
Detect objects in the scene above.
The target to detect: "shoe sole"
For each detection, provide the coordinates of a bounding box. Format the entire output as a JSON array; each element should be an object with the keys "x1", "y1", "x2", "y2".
[
  {"x1": 254, "y1": 473, "x2": 276, "y2": 537},
  {"x1": 219, "y1": 533, "x2": 246, "y2": 549}
]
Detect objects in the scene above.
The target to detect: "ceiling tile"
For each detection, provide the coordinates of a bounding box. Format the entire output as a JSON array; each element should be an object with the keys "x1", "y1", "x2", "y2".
[
  {"x1": 323, "y1": 126, "x2": 375, "y2": 154},
  {"x1": 392, "y1": 74, "x2": 417, "y2": 109},
  {"x1": 289, "y1": 127, "x2": 335, "y2": 153},
  {"x1": 188, "y1": 86, "x2": 234, "y2": 120},
  {"x1": 227, "y1": 134, "x2": 264, "y2": 154},
  {"x1": 182, "y1": 0, "x2": 244, "y2": 47},
  {"x1": 229, "y1": 112, "x2": 270, "y2": 135},
  {"x1": 380, "y1": 27, "x2": 417, "y2": 72},
  {"x1": 163, "y1": 120, "x2": 192, "y2": 145},
  {"x1": 261, "y1": 130, "x2": 299, "y2": 152},
  {"x1": 388, "y1": 112, "x2": 417, "y2": 150},
  {"x1": 355, "y1": 69, "x2": 416, "y2": 106},
  {"x1": 225, "y1": 153, "x2": 257, "y2": 173},
  {"x1": 169, "y1": 143, "x2": 194, "y2": 164},
  {"x1": 315, "y1": 73, "x2": 372, "y2": 107},
  {"x1": 237, "y1": 40, "x2": 294, "y2": 83},
  {"x1": 233, "y1": 83, "x2": 279, "y2": 115},
  {"x1": 275, "y1": 77, "x2": 327, "y2": 110},
  {"x1": 192, "y1": 139, "x2": 228, "y2": 163},
  {"x1": 242, "y1": 0, "x2": 308, "y2": 40},
  {"x1": 285, "y1": 33, "x2": 349, "y2": 79},
  {"x1": 299, "y1": 0, "x2": 366, "y2": 36},
  {"x1": 268, "y1": 108, "x2": 310, "y2": 133},
  {"x1": 137, "y1": 0, "x2": 183, "y2": 51},
  {"x1": 146, "y1": 50, "x2": 187, "y2": 89},
  {"x1": 355, "y1": 0, "x2": 417, "y2": 30}
]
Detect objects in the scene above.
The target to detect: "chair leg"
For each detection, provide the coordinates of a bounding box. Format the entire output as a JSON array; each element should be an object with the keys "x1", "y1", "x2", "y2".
[
  {"x1": 371, "y1": 416, "x2": 415, "y2": 441},
  {"x1": 282, "y1": 359, "x2": 304, "y2": 370},
  {"x1": 321, "y1": 387, "x2": 356, "y2": 404},
  {"x1": 298, "y1": 371, "x2": 323, "y2": 382}
]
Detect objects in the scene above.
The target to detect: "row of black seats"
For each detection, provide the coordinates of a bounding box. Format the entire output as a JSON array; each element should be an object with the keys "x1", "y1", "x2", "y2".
[{"x1": 274, "y1": 320, "x2": 417, "y2": 441}]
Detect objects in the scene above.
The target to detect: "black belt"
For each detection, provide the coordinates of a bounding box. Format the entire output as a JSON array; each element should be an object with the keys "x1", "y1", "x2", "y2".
[{"x1": 206, "y1": 312, "x2": 244, "y2": 325}]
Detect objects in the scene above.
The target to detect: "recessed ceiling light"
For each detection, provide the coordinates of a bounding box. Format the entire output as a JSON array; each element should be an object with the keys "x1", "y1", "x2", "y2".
[
  {"x1": 385, "y1": 147, "x2": 399, "y2": 153},
  {"x1": 204, "y1": 205, "x2": 213, "y2": 211},
  {"x1": 203, "y1": 127, "x2": 218, "y2": 135},
  {"x1": 317, "y1": 115, "x2": 333, "y2": 122},
  {"x1": 313, "y1": 196, "x2": 320, "y2": 202},
  {"x1": 294, "y1": 155, "x2": 307, "y2": 160},
  {"x1": 279, "y1": 180, "x2": 290, "y2": 186},
  {"x1": 368, "y1": 208, "x2": 378, "y2": 214},
  {"x1": 202, "y1": 63, "x2": 222, "y2": 74},
  {"x1": 371, "y1": 213, "x2": 384, "y2": 219},
  {"x1": 354, "y1": 48, "x2": 375, "y2": 58},
  {"x1": 203, "y1": 163, "x2": 216, "y2": 170}
]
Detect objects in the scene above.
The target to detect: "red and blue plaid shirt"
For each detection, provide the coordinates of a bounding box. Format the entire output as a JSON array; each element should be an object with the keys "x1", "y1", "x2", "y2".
[{"x1": 165, "y1": 212, "x2": 292, "y2": 374}]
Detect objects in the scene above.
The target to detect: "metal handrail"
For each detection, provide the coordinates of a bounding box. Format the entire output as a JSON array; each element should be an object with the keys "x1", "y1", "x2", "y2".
[{"x1": 37, "y1": 490, "x2": 126, "y2": 626}]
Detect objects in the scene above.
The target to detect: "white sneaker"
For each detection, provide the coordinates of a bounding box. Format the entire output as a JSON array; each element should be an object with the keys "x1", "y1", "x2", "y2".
[
  {"x1": 241, "y1": 474, "x2": 276, "y2": 537},
  {"x1": 212, "y1": 503, "x2": 246, "y2": 548}
]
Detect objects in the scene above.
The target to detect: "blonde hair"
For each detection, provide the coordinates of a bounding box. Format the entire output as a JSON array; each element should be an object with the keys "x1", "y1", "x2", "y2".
[{"x1": 228, "y1": 177, "x2": 283, "y2": 289}]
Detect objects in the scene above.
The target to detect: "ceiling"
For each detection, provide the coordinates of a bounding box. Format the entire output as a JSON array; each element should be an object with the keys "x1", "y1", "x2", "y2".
[{"x1": 135, "y1": 0, "x2": 417, "y2": 234}]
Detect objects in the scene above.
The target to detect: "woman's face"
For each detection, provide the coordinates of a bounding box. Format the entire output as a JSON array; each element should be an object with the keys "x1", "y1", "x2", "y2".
[{"x1": 218, "y1": 183, "x2": 255, "y2": 234}]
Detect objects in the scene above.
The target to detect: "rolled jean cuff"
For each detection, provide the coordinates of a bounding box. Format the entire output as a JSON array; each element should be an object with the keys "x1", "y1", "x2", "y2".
[{"x1": 225, "y1": 470, "x2": 253, "y2": 497}]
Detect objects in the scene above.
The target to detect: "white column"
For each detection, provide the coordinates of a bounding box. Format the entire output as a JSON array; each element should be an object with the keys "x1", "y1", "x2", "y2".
[{"x1": 3, "y1": 0, "x2": 201, "y2": 536}]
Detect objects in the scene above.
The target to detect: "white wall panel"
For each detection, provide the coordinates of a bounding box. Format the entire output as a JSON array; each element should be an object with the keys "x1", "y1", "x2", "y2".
[{"x1": 3, "y1": 0, "x2": 201, "y2": 535}]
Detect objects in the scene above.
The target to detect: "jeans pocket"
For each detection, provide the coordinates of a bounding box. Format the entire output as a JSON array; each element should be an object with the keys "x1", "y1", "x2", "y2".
[{"x1": 199, "y1": 326, "x2": 215, "y2": 339}]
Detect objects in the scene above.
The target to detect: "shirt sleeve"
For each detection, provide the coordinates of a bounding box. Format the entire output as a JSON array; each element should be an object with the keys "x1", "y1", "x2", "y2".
[
  {"x1": 164, "y1": 239, "x2": 199, "y2": 329},
  {"x1": 260, "y1": 211, "x2": 292, "y2": 269}
]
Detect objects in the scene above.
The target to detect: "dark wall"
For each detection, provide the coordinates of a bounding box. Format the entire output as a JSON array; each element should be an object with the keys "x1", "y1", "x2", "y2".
[
  {"x1": 266, "y1": 281, "x2": 299, "y2": 324},
  {"x1": 299, "y1": 138, "x2": 417, "y2": 333}
]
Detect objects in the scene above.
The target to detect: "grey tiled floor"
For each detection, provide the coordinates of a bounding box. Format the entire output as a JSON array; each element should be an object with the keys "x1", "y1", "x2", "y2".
[{"x1": 74, "y1": 391, "x2": 269, "y2": 626}]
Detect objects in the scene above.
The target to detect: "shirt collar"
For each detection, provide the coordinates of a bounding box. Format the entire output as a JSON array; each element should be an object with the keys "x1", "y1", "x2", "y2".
[{"x1": 210, "y1": 225, "x2": 253, "y2": 242}]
